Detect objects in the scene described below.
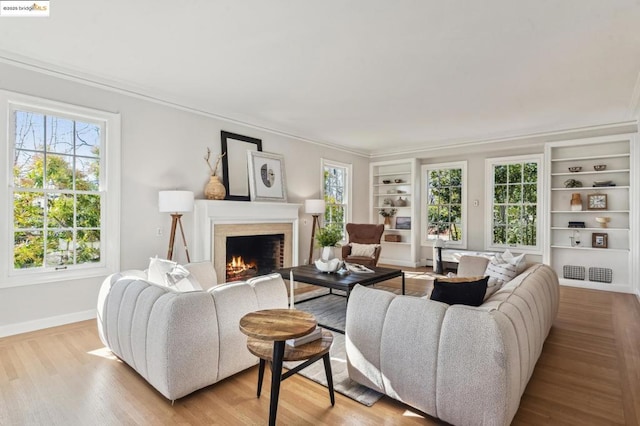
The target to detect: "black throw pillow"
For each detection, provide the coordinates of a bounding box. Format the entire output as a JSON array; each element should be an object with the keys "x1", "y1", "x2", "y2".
[{"x1": 430, "y1": 276, "x2": 489, "y2": 307}]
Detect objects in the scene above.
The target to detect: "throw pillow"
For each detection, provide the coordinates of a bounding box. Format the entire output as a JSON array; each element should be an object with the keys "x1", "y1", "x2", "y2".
[
  {"x1": 165, "y1": 264, "x2": 203, "y2": 292},
  {"x1": 484, "y1": 256, "x2": 519, "y2": 288},
  {"x1": 430, "y1": 275, "x2": 489, "y2": 307},
  {"x1": 349, "y1": 242, "x2": 379, "y2": 258},
  {"x1": 500, "y1": 249, "x2": 527, "y2": 273},
  {"x1": 147, "y1": 256, "x2": 176, "y2": 285}
]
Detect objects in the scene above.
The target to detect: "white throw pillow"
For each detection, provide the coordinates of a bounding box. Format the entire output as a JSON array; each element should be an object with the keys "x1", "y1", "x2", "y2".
[
  {"x1": 147, "y1": 257, "x2": 202, "y2": 291},
  {"x1": 350, "y1": 242, "x2": 379, "y2": 258},
  {"x1": 147, "y1": 256, "x2": 176, "y2": 285},
  {"x1": 500, "y1": 249, "x2": 527, "y2": 273},
  {"x1": 484, "y1": 256, "x2": 519, "y2": 288}
]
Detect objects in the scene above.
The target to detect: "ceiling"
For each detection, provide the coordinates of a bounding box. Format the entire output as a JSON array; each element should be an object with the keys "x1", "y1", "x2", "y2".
[{"x1": 1, "y1": 0, "x2": 639, "y2": 156}]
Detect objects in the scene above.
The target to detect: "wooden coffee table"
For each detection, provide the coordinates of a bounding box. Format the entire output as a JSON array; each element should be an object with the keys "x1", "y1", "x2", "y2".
[{"x1": 239, "y1": 309, "x2": 334, "y2": 426}]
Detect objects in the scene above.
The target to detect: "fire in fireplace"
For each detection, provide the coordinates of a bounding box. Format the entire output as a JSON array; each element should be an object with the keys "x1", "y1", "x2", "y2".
[{"x1": 225, "y1": 234, "x2": 284, "y2": 282}]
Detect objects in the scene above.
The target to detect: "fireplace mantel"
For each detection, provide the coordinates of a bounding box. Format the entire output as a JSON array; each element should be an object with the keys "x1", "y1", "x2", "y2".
[{"x1": 192, "y1": 200, "x2": 301, "y2": 275}]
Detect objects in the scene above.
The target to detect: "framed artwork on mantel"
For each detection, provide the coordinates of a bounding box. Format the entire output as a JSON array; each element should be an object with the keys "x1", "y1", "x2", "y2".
[
  {"x1": 221, "y1": 131, "x2": 262, "y2": 201},
  {"x1": 247, "y1": 151, "x2": 288, "y2": 202}
]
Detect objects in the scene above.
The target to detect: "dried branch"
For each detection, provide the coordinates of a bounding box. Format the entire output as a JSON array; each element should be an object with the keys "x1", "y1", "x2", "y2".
[{"x1": 204, "y1": 148, "x2": 226, "y2": 176}]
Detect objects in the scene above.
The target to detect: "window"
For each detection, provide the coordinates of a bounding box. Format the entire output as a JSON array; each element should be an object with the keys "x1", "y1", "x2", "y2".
[
  {"x1": 485, "y1": 155, "x2": 543, "y2": 253},
  {"x1": 321, "y1": 159, "x2": 352, "y2": 240},
  {"x1": 0, "y1": 91, "x2": 120, "y2": 287},
  {"x1": 422, "y1": 161, "x2": 467, "y2": 247}
]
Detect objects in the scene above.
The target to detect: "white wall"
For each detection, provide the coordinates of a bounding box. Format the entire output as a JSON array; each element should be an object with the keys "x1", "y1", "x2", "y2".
[{"x1": 0, "y1": 62, "x2": 370, "y2": 336}]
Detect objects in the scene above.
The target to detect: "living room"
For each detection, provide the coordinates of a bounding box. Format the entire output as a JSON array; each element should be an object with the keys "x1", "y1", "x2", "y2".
[{"x1": 1, "y1": 1, "x2": 640, "y2": 425}]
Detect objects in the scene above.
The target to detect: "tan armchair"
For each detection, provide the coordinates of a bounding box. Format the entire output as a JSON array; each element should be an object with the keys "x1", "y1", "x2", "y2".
[{"x1": 341, "y1": 223, "x2": 384, "y2": 268}]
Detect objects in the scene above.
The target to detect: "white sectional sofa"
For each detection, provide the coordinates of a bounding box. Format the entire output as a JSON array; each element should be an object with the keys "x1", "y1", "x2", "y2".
[
  {"x1": 96, "y1": 268, "x2": 288, "y2": 401},
  {"x1": 345, "y1": 262, "x2": 559, "y2": 426}
]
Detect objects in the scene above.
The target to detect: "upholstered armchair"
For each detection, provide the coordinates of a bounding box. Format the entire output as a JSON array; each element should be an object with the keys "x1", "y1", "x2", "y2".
[{"x1": 341, "y1": 223, "x2": 385, "y2": 268}]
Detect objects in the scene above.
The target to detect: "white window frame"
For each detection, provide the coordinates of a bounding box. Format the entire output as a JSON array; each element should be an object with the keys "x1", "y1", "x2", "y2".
[
  {"x1": 0, "y1": 91, "x2": 121, "y2": 288},
  {"x1": 421, "y1": 161, "x2": 467, "y2": 248},
  {"x1": 321, "y1": 158, "x2": 352, "y2": 244},
  {"x1": 484, "y1": 154, "x2": 544, "y2": 254}
]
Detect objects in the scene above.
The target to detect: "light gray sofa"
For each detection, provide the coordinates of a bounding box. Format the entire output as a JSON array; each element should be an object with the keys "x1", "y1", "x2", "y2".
[
  {"x1": 345, "y1": 262, "x2": 559, "y2": 426},
  {"x1": 96, "y1": 269, "x2": 288, "y2": 401}
]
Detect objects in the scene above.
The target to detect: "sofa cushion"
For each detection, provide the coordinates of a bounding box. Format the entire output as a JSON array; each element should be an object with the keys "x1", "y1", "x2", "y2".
[
  {"x1": 349, "y1": 242, "x2": 379, "y2": 258},
  {"x1": 484, "y1": 256, "x2": 519, "y2": 287},
  {"x1": 430, "y1": 276, "x2": 488, "y2": 306}
]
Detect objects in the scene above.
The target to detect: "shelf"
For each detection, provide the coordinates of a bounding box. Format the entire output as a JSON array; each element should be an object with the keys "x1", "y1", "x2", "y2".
[
  {"x1": 551, "y1": 153, "x2": 630, "y2": 162},
  {"x1": 551, "y1": 186, "x2": 629, "y2": 191},
  {"x1": 374, "y1": 193, "x2": 412, "y2": 196},
  {"x1": 552, "y1": 169, "x2": 629, "y2": 176},
  {"x1": 550, "y1": 245, "x2": 629, "y2": 252},
  {"x1": 550, "y1": 210, "x2": 629, "y2": 214},
  {"x1": 551, "y1": 227, "x2": 629, "y2": 231},
  {"x1": 373, "y1": 183, "x2": 410, "y2": 187},
  {"x1": 373, "y1": 172, "x2": 411, "y2": 177},
  {"x1": 381, "y1": 241, "x2": 411, "y2": 246},
  {"x1": 384, "y1": 228, "x2": 411, "y2": 232}
]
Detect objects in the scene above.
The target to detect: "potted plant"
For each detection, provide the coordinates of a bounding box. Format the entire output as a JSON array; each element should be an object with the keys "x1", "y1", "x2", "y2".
[
  {"x1": 379, "y1": 208, "x2": 397, "y2": 227},
  {"x1": 315, "y1": 224, "x2": 342, "y2": 260}
]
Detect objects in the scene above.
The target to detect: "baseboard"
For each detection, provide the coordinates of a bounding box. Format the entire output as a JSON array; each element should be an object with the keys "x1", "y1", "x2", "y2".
[{"x1": 0, "y1": 309, "x2": 96, "y2": 338}]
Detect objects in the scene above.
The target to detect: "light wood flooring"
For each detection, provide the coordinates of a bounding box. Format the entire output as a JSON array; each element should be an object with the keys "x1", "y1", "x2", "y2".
[{"x1": 1, "y1": 272, "x2": 639, "y2": 425}]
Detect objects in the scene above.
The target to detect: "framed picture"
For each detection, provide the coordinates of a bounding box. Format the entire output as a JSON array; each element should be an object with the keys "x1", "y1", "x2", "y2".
[
  {"x1": 221, "y1": 131, "x2": 262, "y2": 201},
  {"x1": 395, "y1": 216, "x2": 411, "y2": 230},
  {"x1": 587, "y1": 193, "x2": 607, "y2": 210},
  {"x1": 592, "y1": 232, "x2": 608, "y2": 248},
  {"x1": 247, "y1": 151, "x2": 288, "y2": 202}
]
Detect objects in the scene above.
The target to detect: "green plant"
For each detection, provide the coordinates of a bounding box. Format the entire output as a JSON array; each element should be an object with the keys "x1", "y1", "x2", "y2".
[
  {"x1": 379, "y1": 208, "x2": 397, "y2": 218},
  {"x1": 315, "y1": 224, "x2": 342, "y2": 247}
]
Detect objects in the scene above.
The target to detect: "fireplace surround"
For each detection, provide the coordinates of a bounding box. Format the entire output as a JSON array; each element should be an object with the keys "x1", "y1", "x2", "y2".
[{"x1": 192, "y1": 200, "x2": 300, "y2": 284}]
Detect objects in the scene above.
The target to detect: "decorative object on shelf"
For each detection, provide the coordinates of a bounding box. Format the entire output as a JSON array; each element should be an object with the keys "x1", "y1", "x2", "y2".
[
  {"x1": 394, "y1": 179, "x2": 404, "y2": 183},
  {"x1": 570, "y1": 193, "x2": 583, "y2": 211},
  {"x1": 221, "y1": 131, "x2": 262, "y2": 201},
  {"x1": 563, "y1": 265, "x2": 585, "y2": 280},
  {"x1": 593, "y1": 180, "x2": 614, "y2": 187},
  {"x1": 592, "y1": 232, "x2": 608, "y2": 248},
  {"x1": 305, "y1": 199, "x2": 326, "y2": 265},
  {"x1": 384, "y1": 234, "x2": 402, "y2": 242},
  {"x1": 246, "y1": 151, "x2": 287, "y2": 202},
  {"x1": 587, "y1": 193, "x2": 607, "y2": 210},
  {"x1": 564, "y1": 178, "x2": 582, "y2": 188},
  {"x1": 395, "y1": 197, "x2": 407, "y2": 207},
  {"x1": 386, "y1": 189, "x2": 398, "y2": 194},
  {"x1": 158, "y1": 190, "x2": 194, "y2": 262},
  {"x1": 383, "y1": 198, "x2": 394, "y2": 206},
  {"x1": 203, "y1": 148, "x2": 227, "y2": 200},
  {"x1": 568, "y1": 166, "x2": 582, "y2": 172},
  {"x1": 395, "y1": 216, "x2": 411, "y2": 229},
  {"x1": 568, "y1": 221, "x2": 586, "y2": 228},
  {"x1": 595, "y1": 216, "x2": 611, "y2": 228},
  {"x1": 588, "y1": 267, "x2": 612, "y2": 283},
  {"x1": 379, "y1": 208, "x2": 397, "y2": 227},
  {"x1": 593, "y1": 164, "x2": 607, "y2": 171},
  {"x1": 382, "y1": 179, "x2": 391, "y2": 184},
  {"x1": 569, "y1": 230, "x2": 581, "y2": 247},
  {"x1": 315, "y1": 224, "x2": 342, "y2": 261}
]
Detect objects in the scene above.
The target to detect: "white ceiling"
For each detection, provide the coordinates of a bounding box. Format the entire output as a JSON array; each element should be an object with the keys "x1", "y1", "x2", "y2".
[{"x1": 1, "y1": 0, "x2": 639, "y2": 155}]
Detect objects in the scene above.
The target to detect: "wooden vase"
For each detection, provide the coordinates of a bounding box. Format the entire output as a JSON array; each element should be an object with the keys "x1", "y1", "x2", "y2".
[{"x1": 204, "y1": 175, "x2": 226, "y2": 200}]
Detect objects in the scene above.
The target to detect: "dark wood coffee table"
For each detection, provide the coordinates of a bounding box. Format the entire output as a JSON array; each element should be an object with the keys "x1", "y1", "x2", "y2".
[{"x1": 276, "y1": 264, "x2": 405, "y2": 301}]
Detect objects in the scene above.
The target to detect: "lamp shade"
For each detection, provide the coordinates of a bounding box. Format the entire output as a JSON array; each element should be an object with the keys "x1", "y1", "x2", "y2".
[
  {"x1": 159, "y1": 190, "x2": 194, "y2": 213},
  {"x1": 305, "y1": 199, "x2": 326, "y2": 215},
  {"x1": 433, "y1": 238, "x2": 445, "y2": 248}
]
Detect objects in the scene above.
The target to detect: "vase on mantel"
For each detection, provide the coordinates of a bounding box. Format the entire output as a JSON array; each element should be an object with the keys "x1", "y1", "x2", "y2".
[{"x1": 204, "y1": 175, "x2": 226, "y2": 200}]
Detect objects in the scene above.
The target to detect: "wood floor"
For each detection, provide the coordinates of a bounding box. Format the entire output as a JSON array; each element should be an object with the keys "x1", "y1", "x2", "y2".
[{"x1": 1, "y1": 275, "x2": 639, "y2": 425}]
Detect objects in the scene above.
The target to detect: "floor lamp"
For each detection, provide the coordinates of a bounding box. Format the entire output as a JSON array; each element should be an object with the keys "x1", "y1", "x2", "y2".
[
  {"x1": 305, "y1": 199, "x2": 326, "y2": 265},
  {"x1": 159, "y1": 190, "x2": 194, "y2": 263}
]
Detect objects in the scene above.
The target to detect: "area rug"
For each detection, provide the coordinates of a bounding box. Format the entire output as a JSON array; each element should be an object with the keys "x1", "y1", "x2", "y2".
[{"x1": 283, "y1": 330, "x2": 383, "y2": 406}]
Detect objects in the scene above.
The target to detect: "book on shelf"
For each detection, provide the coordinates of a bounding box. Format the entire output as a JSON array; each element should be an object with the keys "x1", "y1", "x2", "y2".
[{"x1": 286, "y1": 326, "x2": 322, "y2": 347}]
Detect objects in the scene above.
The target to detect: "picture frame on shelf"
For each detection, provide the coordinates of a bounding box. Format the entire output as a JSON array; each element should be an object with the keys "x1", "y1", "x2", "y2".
[
  {"x1": 221, "y1": 131, "x2": 262, "y2": 201},
  {"x1": 591, "y1": 232, "x2": 608, "y2": 249},
  {"x1": 587, "y1": 193, "x2": 607, "y2": 210},
  {"x1": 247, "y1": 151, "x2": 288, "y2": 202},
  {"x1": 395, "y1": 216, "x2": 411, "y2": 230}
]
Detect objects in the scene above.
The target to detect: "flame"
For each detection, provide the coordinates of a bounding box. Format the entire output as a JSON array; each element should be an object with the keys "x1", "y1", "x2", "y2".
[{"x1": 226, "y1": 255, "x2": 257, "y2": 281}]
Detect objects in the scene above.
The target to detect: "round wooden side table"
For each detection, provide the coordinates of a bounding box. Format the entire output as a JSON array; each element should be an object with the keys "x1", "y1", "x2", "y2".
[{"x1": 240, "y1": 309, "x2": 335, "y2": 426}]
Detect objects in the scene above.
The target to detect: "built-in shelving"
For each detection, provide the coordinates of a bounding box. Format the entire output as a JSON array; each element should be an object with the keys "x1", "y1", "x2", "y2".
[
  {"x1": 370, "y1": 159, "x2": 420, "y2": 267},
  {"x1": 544, "y1": 135, "x2": 636, "y2": 293}
]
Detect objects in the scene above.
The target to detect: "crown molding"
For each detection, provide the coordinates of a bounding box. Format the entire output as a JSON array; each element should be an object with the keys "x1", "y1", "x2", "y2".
[
  {"x1": 0, "y1": 50, "x2": 371, "y2": 159},
  {"x1": 368, "y1": 121, "x2": 638, "y2": 159}
]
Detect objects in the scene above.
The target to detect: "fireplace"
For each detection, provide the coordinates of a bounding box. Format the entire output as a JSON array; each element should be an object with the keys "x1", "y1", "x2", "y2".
[
  {"x1": 192, "y1": 200, "x2": 300, "y2": 284},
  {"x1": 225, "y1": 234, "x2": 285, "y2": 281}
]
